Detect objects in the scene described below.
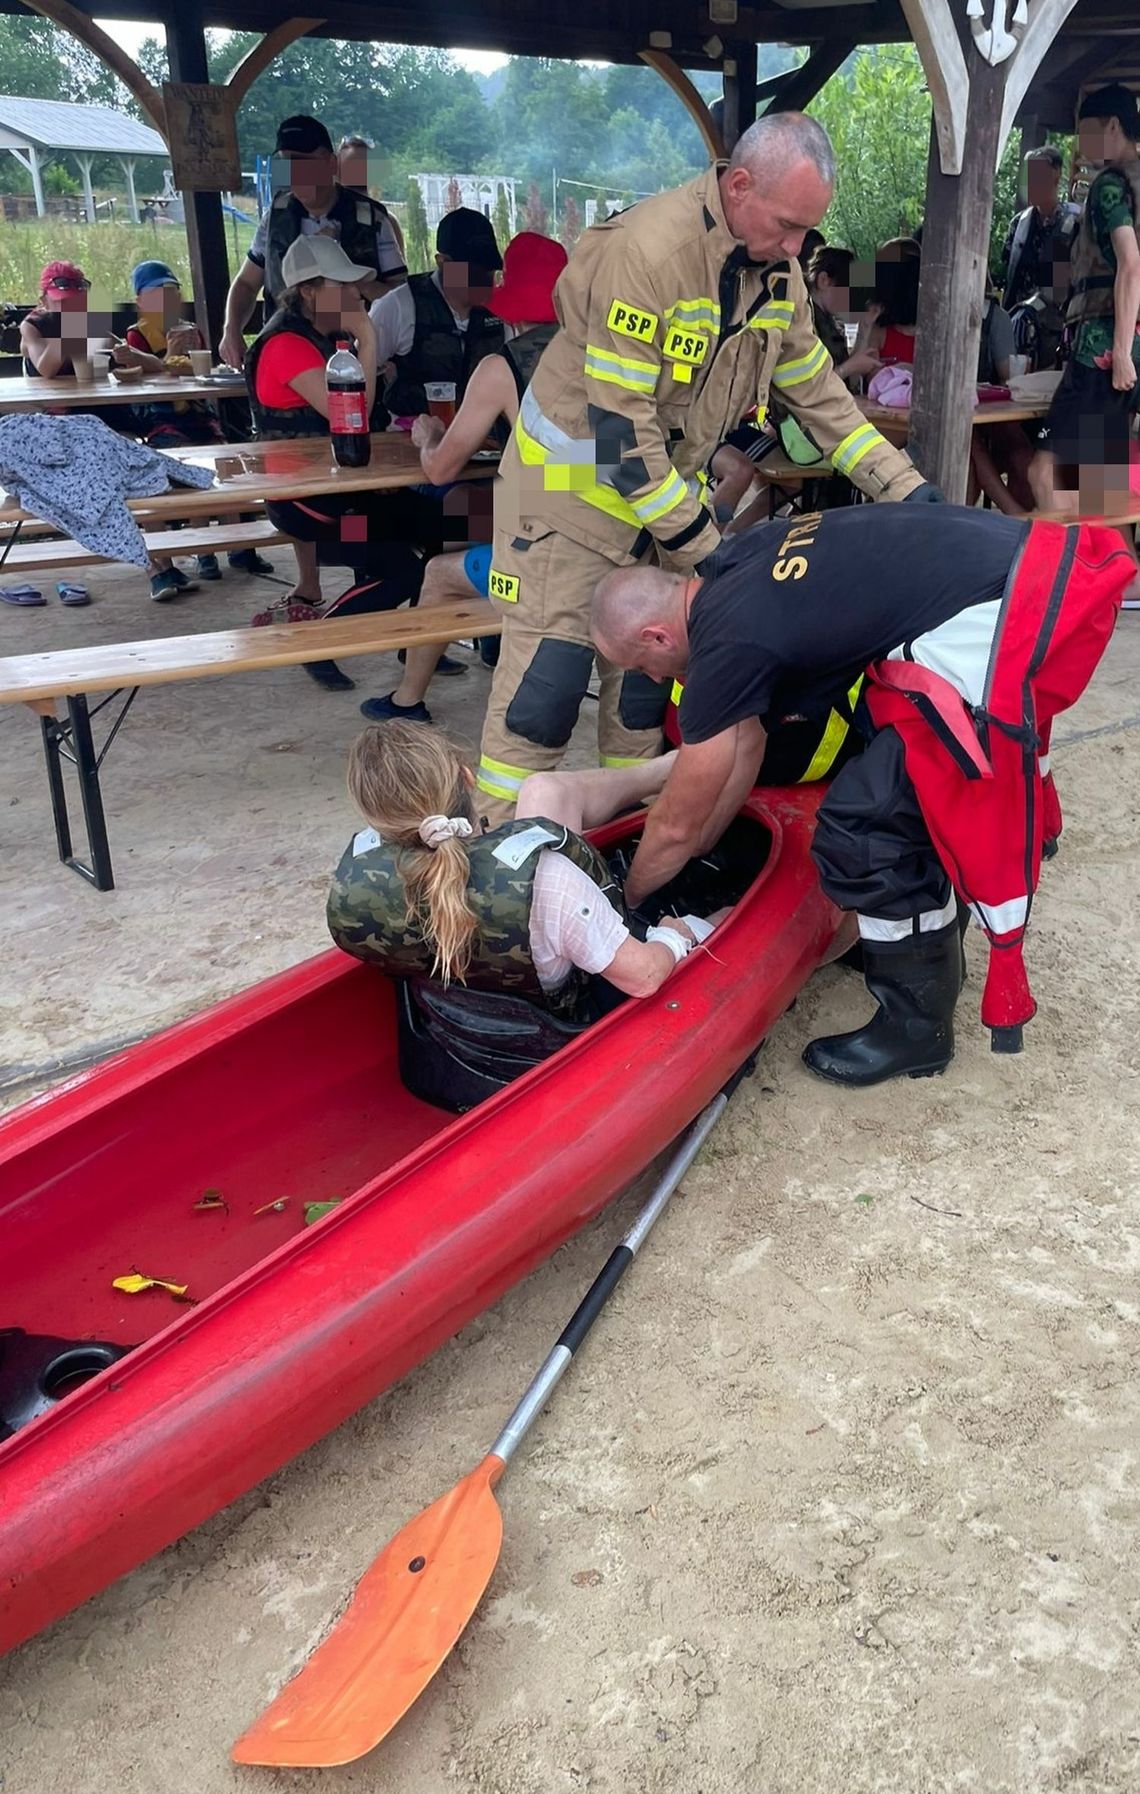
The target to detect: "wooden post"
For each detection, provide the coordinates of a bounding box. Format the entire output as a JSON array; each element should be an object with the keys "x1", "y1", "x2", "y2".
[
  {"x1": 909, "y1": 56, "x2": 1007, "y2": 501},
  {"x1": 165, "y1": 6, "x2": 230, "y2": 352},
  {"x1": 76, "y1": 151, "x2": 96, "y2": 224},
  {"x1": 722, "y1": 41, "x2": 758, "y2": 149},
  {"x1": 121, "y1": 156, "x2": 138, "y2": 223}
]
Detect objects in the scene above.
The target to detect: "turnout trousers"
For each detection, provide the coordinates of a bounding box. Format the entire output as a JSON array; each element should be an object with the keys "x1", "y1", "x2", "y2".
[{"x1": 475, "y1": 524, "x2": 668, "y2": 821}]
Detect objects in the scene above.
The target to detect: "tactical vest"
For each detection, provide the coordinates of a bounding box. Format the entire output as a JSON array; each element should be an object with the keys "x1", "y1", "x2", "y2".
[
  {"x1": 327, "y1": 814, "x2": 625, "y2": 1016},
  {"x1": 246, "y1": 309, "x2": 387, "y2": 441},
  {"x1": 489, "y1": 323, "x2": 558, "y2": 449},
  {"x1": 1067, "y1": 159, "x2": 1140, "y2": 325},
  {"x1": 385, "y1": 273, "x2": 505, "y2": 418},
  {"x1": 263, "y1": 187, "x2": 390, "y2": 308}
]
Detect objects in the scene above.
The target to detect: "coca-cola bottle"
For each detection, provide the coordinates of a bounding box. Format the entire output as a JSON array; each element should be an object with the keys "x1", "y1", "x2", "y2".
[{"x1": 326, "y1": 335, "x2": 371, "y2": 469}]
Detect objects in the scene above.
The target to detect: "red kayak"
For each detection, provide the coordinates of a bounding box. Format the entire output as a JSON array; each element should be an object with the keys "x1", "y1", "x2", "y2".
[{"x1": 0, "y1": 787, "x2": 844, "y2": 1653}]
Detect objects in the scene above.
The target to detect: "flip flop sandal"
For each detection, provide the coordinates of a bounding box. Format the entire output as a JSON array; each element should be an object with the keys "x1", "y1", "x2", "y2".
[
  {"x1": 251, "y1": 598, "x2": 324, "y2": 627},
  {"x1": 56, "y1": 582, "x2": 91, "y2": 607},
  {"x1": 0, "y1": 585, "x2": 45, "y2": 606}
]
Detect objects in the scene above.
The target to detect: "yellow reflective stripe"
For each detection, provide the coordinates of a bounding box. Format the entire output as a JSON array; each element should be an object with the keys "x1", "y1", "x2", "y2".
[
  {"x1": 665, "y1": 297, "x2": 720, "y2": 331},
  {"x1": 797, "y1": 674, "x2": 864, "y2": 784},
  {"x1": 514, "y1": 414, "x2": 639, "y2": 525},
  {"x1": 772, "y1": 339, "x2": 831, "y2": 389},
  {"x1": 831, "y1": 422, "x2": 885, "y2": 476},
  {"x1": 599, "y1": 754, "x2": 652, "y2": 768},
  {"x1": 632, "y1": 468, "x2": 687, "y2": 524},
  {"x1": 749, "y1": 303, "x2": 795, "y2": 332},
  {"x1": 476, "y1": 755, "x2": 533, "y2": 803},
  {"x1": 584, "y1": 343, "x2": 659, "y2": 393},
  {"x1": 670, "y1": 680, "x2": 685, "y2": 707}
]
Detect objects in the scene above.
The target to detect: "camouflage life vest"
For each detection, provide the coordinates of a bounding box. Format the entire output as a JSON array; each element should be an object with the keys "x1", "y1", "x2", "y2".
[
  {"x1": 326, "y1": 814, "x2": 626, "y2": 1016},
  {"x1": 1067, "y1": 159, "x2": 1140, "y2": 325}
]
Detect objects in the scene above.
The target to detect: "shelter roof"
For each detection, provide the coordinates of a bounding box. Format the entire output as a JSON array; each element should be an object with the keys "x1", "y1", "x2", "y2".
[{"x1": 0, "y1": 96, "x2": 166, "y2": 155}]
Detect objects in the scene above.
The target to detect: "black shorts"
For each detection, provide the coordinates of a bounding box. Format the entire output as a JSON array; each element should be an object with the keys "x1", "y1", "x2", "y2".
[{"x1": 1036, "y1": 357, "x2": 1140, "y2": 468}]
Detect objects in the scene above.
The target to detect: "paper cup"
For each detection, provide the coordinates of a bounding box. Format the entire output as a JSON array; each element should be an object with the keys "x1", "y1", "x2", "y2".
[
  {"x1": 71, "y1": 356, "x2": 94, "y2": 386},
  {"x1": 1008, "y1": 354, "x2": 1029, "y2": 379},
  {"x1": 189, "y1": 349, "x2": 212, "y2": 376}
]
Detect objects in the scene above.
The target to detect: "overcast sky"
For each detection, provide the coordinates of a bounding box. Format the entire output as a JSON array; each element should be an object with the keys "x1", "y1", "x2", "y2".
[{"x1": 94, "y1": 21, "x2": 509, "y2": 74}]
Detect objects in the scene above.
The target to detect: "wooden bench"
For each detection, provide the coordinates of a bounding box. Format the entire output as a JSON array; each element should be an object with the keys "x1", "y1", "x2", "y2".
[
  {"x1": 0, "y1": 517, "x2": 286, "y2": 574},
  {"x1": 1, "y1": 599, "x2": 501, "y2": 892}
]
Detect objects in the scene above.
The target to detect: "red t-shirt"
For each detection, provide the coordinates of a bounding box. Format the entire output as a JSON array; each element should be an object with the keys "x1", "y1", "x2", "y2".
[
  {"x1": 881, "y1": 325, "x2": 917, "y2": 365},
  {"x1": 254, "y1": 333, "x2": 325, "y2": 409}
]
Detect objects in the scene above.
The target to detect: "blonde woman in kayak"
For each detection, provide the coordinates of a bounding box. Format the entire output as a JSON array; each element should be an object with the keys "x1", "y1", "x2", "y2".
[{"x1": 328, "y1": 723, "x2": 721, "y2": 1008}]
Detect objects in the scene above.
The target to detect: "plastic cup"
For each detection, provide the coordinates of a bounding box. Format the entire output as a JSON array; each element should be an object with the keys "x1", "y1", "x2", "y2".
[
  {"x1": 1008, "y1": 354, "x2": 1029, "y2": 380},
  {"x1": 71, "y1": 356, "x2": 94, "y2": 386},
  {"x1": 189, "y1": 349, "x2": 212, "y2": 376},
  {"x1": 424, "y1": 381, "x2": 457, "y2": 426}
]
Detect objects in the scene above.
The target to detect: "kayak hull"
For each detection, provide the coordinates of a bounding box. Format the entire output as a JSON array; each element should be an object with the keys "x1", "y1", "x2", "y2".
[{"x1": 0, "y1": 787, "x2": 844, "y2": 1653}]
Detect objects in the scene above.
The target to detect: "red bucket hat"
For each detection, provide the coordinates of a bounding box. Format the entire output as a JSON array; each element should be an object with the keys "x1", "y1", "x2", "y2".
[
  {"x1": 40, "y1": 260, "x2": 89, "y2": 296},
  {"x1": 489, "y1": 232, "x2": 568, "y2": 325}
]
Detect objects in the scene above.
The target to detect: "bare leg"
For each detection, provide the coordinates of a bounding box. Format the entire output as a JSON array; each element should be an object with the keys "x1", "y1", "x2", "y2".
[
  {"x1": 517, "y1": 752, "x2": 678, "y2": 834},
  {"x1": 289, "y1": 537, "x2": 322, "y2": 605},
  {"x1": 1029, "y1": 447, "x2": 1068, "y2": 513},
  {"x1": 391, "y1": 553, "x2": 480, "y2": 705},
  {"x1": 970, "y1": 436, "x2": 1026, "y2": 516}
]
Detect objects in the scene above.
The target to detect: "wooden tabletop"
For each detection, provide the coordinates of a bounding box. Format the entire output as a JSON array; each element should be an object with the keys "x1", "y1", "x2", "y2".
[
  {"x1": 0, "y1": 600, "x2": 501, "y2": 705},
  {"x1": 0, "y1": 433, "x2": 496, "y2": 527},
  {"x1": 860, "y1": 396, "x2": 1052, "y2": 435},
  {"x1": 0, "y1": 371, "x2": 248, "y2": 413}
]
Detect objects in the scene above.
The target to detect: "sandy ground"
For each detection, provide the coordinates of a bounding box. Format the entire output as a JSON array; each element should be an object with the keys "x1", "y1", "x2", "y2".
[{"x1": 2, "y1": 555, "x2": 1140, "y2": 1794}]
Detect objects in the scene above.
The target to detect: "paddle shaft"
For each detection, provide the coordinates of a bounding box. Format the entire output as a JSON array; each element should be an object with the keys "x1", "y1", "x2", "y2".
[{"x1": 489, "y1": 1091, "x2": 729, "y2": 1466}]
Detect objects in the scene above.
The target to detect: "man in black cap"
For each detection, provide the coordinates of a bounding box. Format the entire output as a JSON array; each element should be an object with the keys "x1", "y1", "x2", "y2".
[
  {"x1": 220, "y1": 114, "x2": 407, "y2": 370},
  {"x1": 370, "y1": 206, "x2": 505, "y2": 418}
]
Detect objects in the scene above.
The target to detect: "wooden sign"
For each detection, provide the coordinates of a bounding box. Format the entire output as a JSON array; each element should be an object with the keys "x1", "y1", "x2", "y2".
[{"x1": 162, "y1": 82, "x2": 241, "y2": 191}]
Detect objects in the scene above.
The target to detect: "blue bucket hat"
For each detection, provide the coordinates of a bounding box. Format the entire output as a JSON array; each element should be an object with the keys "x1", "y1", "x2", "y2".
[{"x1": 131, "y1": 260, "x2": 180, "y2": 296}]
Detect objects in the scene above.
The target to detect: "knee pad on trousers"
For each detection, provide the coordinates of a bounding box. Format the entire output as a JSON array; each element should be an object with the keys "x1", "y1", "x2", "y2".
[
  {"x1": 505, "y1": 639, "x2": 595, "y2": 749},
  {"x1": 618, "y1": 670, "x2": 670, "y2": 733}
]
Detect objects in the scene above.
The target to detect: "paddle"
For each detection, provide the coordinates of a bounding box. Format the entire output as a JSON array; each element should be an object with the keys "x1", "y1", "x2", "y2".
[{"x1": 231, "y1": 1087, "x2": 733, "y2": 1769}]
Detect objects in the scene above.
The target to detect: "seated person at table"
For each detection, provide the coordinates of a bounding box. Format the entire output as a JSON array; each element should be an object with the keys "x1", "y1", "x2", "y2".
[
  {"x1": 369, "y1": 207, "x2": 505, "y2": 420},
  {"x1": 126, "y1": 259, "x2": 272, "y2": 598},
  {"x1": 328, "y1": 722, "x2": 721, "y2": 1012},
  {"x1": 359, "y1": 231, "x2": 569, "y2": 725},
  {"x1": 19, "y1": 260, "x2": 141, "y2": 437},
  {"x1": 853, "y1": 237, "x2": 921, "y2": 366},
  {"x1": 245, "y1": 234, "x2": 427, "y2": 692}
]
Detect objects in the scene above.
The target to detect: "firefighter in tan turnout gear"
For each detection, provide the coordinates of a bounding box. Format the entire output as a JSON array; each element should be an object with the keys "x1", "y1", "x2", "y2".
[{"x1": 476, "y1": 111, "x2": 938, "y2": 817}]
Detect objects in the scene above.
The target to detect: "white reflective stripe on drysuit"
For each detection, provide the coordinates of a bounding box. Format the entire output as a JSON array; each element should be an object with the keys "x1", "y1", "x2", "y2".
[
  {"x1": 857, "y1": 894, "x2": 959, "y2": 942},
  {"x1": 1039, "y1": 754, "x2": 1051, "y2": 777},
  {"x1": 884, "y1": 596, "x2": 1002, "y2": 709},
  {"x1": 969, "y1": 894, "x2": 1029, "y2": 935}
]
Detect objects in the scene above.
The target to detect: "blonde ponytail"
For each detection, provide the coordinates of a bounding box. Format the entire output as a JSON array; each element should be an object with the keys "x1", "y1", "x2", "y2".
[{"x1": 346, "y1": 722, "x2": 479, "y2": 983}]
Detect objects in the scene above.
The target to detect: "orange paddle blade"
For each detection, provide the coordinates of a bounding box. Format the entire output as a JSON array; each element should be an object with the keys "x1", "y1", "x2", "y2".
[{"x1": 231, "y1": 1453, "x2": 506, "y2": 1768}]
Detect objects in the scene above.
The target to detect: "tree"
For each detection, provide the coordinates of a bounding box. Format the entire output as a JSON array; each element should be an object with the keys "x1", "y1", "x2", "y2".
[
  {"x1": 492, "y1": 184, "x2": 512, "y2": 252},
  {"x1": 559, "y1": 194, "x2": 582, "y2": 250},
  {"x1": 404, "y1": 177, "x2": 432, "y2": 274},
  {"x1": 523, "y1": 182, "x2": 548, "y2": 235}
]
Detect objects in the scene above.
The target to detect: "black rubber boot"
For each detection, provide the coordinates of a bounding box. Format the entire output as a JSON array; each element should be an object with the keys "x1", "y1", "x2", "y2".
[
  {"x1": 803, "y1": 921, "x2": 962, "y2": 1087},
  {"x1": 303, "y1": 659, "x2": 355, "y2": 692}
]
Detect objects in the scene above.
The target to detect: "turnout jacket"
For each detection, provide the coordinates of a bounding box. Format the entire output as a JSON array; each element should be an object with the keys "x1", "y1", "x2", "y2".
[{"x1": 498, "y1": 163, "x2": 924, "y2": 570}]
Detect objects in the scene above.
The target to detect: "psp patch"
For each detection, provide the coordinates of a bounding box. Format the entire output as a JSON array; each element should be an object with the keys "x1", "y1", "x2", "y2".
[
  {"x1": 488, "y1": 568, "x2": 520, "y2": 603},
  {"x1": 662, "y1": 325, "x2": 708, "y2": 385},
  {"x1": 607, "y1": 299, "x2": 659, "y2": 344}
]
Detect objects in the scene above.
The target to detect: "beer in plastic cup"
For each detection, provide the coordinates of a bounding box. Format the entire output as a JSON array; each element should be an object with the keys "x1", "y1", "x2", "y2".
[
  {"x1": 189, "y1": 349, "x2": 212, "y2": 376},
  {"x1": 425, "y1": 381, "x2": 457, "y2": 426}
]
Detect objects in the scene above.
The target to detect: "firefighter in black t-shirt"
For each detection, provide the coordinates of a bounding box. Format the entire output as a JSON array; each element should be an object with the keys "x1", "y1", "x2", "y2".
[{"x1": 590, "y1": 505, "x2": 1131, "y2": 1084}]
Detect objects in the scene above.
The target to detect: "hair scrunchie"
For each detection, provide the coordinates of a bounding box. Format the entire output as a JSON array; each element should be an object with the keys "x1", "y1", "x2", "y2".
[{"x1": 418, "y1": 814, "x2": 474, "y2": 850}]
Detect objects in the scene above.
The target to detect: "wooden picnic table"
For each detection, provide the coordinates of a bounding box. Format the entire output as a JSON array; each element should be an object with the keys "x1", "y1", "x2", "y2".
[
  {"x1": 0, "y1": 370, "x2": 247, "y2": 413},
  {"x1": 859, "y1": 394, "x2": 1053, "y2": 440},
  {"x1": 0, "y1": 433, "x2": 496, "y2": 530}
]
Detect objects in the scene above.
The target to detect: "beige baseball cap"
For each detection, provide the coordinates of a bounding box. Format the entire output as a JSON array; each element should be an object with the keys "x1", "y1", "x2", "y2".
[{"x1": 280, "y1": 234, "x2": 373, "y2": 288}]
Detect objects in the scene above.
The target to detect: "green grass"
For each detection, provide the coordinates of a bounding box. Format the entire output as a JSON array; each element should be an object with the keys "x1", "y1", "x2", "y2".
[{"x1": 0, "y1": 217, "x2": 257, "y2": 307}]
